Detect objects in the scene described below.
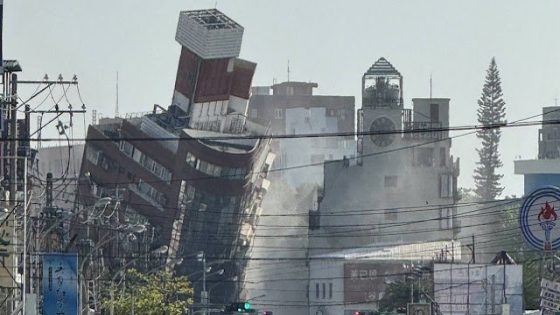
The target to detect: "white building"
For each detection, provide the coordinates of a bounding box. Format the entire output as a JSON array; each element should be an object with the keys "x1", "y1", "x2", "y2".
[
  {"x1": 310, "y1": 58, "x2": 460, "y2": 254},
  {"x1": 249, "y1": 81, "x2": 355, "y2": 188},
  {"x1": 433, "y1": 263, "x2": 523, "y2": 315},
  {"x1": 245, "y1": 82, "x2": 354, "y2": 314},
  {"x1": 309, "y1": 240, "x2": 461, "y2": 315}
]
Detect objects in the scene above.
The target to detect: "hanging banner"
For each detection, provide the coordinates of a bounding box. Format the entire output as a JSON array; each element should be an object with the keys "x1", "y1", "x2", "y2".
[{"x1": 42, "y1": 253, "x2": 79, "y2": 315}]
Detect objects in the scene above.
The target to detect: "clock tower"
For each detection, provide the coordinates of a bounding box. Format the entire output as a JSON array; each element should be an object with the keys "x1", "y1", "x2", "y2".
[{"x1": 358, "y1": 57, "x2": 404, "y2": 155}]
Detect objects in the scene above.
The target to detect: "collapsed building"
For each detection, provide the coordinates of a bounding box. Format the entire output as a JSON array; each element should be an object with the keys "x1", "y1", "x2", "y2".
[{"x1": 77, "y1": 8, "x2": 273, "y2": 307}]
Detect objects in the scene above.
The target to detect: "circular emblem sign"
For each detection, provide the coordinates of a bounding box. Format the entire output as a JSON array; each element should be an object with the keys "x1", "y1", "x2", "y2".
[{"x1": 519, "y1": 186, "x2": 560, "y2": 251}]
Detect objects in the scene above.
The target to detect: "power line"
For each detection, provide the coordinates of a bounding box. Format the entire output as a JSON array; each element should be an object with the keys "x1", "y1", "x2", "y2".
[{"x1": 6, "y1": 118, "x2": 560, "y2": 143}]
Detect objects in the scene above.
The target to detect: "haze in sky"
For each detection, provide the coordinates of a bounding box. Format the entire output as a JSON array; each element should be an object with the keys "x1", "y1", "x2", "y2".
[{"x1": 5, "y1": 0, "x2": 560, "y2": 196}]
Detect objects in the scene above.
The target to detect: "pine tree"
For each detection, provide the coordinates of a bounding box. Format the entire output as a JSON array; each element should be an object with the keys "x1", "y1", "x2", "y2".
[{"x1": 473, "y1": 57, "x2": 506, "y2": 201}]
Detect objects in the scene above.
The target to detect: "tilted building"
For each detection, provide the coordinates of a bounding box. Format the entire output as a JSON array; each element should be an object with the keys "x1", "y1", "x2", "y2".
[{"x1": 78, "y1": 8, "x2": 273, "y2": 308}]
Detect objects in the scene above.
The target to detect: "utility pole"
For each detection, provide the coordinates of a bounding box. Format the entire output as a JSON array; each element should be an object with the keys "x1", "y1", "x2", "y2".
[
  {"x1": 490, "y1": 274, "x2": 496, "y2": 315},
  {"x1": 1, "y1": 61, "x2": 22, "y2": 314},
  {"x1": 9, "y1": 73, "x2": 16, "y2": 208},
  {"x1": 472, "y1": 234, "x2": 476, "y2": 264},
  {"x1": 4, "y1": 73, "x2": 83, "y2": 313}
]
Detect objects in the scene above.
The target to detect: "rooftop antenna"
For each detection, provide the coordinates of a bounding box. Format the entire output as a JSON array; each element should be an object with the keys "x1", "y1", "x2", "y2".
[
  {"x1": 287, "y1": 60, "x2": 290, "y2": 82},
  {"x1": 214, "y1": 1, "x2": 218, "y2": 8},
  {"x1": 555, "y1": 95, "x2": 558, "y2": 106},
  {"x1": 429, "y1": 73, "x2": 433, "y2": 99},
  {"x1": 115, "y1": 71, "x2": 119, "y2": 118}
]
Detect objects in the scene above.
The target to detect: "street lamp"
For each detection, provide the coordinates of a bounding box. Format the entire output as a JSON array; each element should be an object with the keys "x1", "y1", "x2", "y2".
[
  {"x1": 195, "y1": 251, "x2": 227, "y2": 315},
  {"x1": 152, "y1": 245, "x2": 168, "y2": 255},
  {"x1": 79, "y1": 223, "x2": 146, "y2": 314},
  {"x1": 147, "y1": 257, "x2": 183, "y2": 275}
]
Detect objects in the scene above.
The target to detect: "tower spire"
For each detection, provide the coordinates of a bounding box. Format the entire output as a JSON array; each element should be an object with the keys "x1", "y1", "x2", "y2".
[
  {"x1": 429, "y1": 73, "x2": 433, "y2": 99},
  {"x1": 287, "y1": 60, "x2": 290, "y2": 82}
]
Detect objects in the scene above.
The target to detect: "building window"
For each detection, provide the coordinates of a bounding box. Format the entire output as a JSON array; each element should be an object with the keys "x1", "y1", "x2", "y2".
[
  {"x1": 430, "y1": 103, "x2": 439, "y2": 122},
  {"x1": 137, "y1": 179, "x2": 167, "y2": 205},
  {"x1": 141, "y1": 155, "x2": 154, "y2": 171},
  {"x1": 329, "y1": 283, "x2": 333, "y2": 299},
  {"x1": 132, "y1": 148, "x2": 143, "y2": 163},
  {"x1": 187, "y1": 152, "x2": 246, "y2": 179},
  {"x1": 440, "y1": 174, "x2": 453, "y2": 198},
  {"x1": 119, "y1": 140, "x2": 134, "y2": 157},
  {"x1": 85, "y1": 146, "x2": 101, "y2": 165},
  {"x1": 322, "y1": 283, "x2": 326, "y2": 299},
  {"x1": 315, "y1": 283, "x2": 319, "y2": 299},
  {"x1": 414, "y1": 148, "x2": 434, "y2": 167},
  {"x1": 227, "y1": 58, "x2": 234, "y2": 72},
  {"x1": 384, "y1": 176, "x2": 398, "y2": 188},
  {"x1": 186, "y1": 152, "x2": 197, "y2": 167},
  {"x1": 440, "y1": 147, "x2": 447, "y2": 167},
  {"x1": 274, "y1": 108, "x2": 283, "y2": 119},
  {"x1": 161, "y1": 168, "x2": 172, "y2": 183},
  {"x1": 198, "y1": 160, "x2": 209, "y2": 174}
]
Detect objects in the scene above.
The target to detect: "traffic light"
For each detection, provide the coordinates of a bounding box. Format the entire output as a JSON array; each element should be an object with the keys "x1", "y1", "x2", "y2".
[{"x1": 226, "y1": 302, "x2": 255, "y2": 313}]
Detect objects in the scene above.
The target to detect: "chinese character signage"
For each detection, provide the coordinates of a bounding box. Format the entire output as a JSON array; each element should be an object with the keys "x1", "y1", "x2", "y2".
[
  {"x1": 42, "y1": 253, "x2": 79, "y2": 315},
  {"x1": 541, "y1": 278, "x2": 560, "y2": 311},
  {"x1": 343, "y1": 262, "x2": 403, "y2": 304}
]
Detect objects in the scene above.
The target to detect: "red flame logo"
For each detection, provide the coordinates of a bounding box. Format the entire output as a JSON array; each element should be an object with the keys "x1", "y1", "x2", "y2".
[{"x1": 538, "y1": 201, "x2": 557, "y2": 221}]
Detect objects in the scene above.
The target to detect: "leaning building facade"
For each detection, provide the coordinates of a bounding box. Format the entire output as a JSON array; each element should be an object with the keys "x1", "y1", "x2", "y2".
[{"x1": 78, "y1": 8, "x2": 273, "y2": 307}]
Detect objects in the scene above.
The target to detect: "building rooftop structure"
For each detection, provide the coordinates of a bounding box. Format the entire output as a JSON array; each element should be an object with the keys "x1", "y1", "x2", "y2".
[
  {"x1": 181, "y1": 9, "x2": 242, "y2": 30},
  {"x1": 312, "y1": 240, "x2": 461, "y2": 261},
  {"x1": 176, "y1": 8, "x2": 244, "y2": 59},
  {"x1": 310, "y1": 58, "x2": 459, "y2": 254},
  {"x1": 362, "y1": 57, "x2": 403, "y2": 108},
  {"x1": 515, "y1": 106, "x2": 560, "y2": 194},
  {"x1": 364, "y1": 57, "x2": 401, "y2": 76}
]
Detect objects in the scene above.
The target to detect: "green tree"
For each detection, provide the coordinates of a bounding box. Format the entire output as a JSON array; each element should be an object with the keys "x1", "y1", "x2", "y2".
[
  {"x1": 102, "y1": 268, "x2": 193, "y2": 315},
  {"x1": 379, "y1": 278, "x2": 432, "y2": 313},
  {"x1": 473, "y1": 57, "x2": 506, "y2": 201},
  {"x1": 499, "y1": 200, "x2": 541, "y2": 309}
]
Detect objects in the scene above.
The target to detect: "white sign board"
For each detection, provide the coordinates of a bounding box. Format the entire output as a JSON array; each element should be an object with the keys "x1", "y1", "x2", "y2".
[
  {"x1": 541, "y1": 278, "x2": 560, "y2": 311},
  {"x1": 433, "y1": 264, "x2": 523, "y2": 315}
]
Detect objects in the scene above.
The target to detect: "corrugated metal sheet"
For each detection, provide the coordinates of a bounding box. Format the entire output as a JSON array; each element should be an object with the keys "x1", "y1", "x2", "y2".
[{"x1": 175, "y1": 10, "x2": 243, "y2": 59}]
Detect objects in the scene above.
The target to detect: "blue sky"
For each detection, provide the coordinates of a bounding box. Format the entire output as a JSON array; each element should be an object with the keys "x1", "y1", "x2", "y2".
[{"x1": 5, "y1": 0, "x2": 560, "y2": 196}]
